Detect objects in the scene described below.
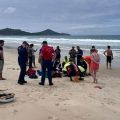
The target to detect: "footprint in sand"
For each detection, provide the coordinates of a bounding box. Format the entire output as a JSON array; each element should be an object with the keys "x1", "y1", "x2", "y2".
[
  {"x1": 58, "y1": 97, "x2": 70, "y2": 101},
  {"x1": 48, "y1": 116, "x2": 53, "y2": 119},
  {"x1": 54, "y1": 94, "x2": 58, "y2": 96},
  {"x1": 55, "y1": 103, "x2": 60, "y2": 106},
  {"x1": 61, "y1": 108, "x2": 67, "y2": 112},
  {"x1": 12, "y1": 68, "x2": 15, "y2": 70},
  {"x1": 13, "y1": 109, "x2": 18, "y2": 115},
  {"x1": 41, "y1": 97, "x2": 46, "y2": 99},
  {"x1": 48, "y1": 116, "x2": 59, "y2": 120}
]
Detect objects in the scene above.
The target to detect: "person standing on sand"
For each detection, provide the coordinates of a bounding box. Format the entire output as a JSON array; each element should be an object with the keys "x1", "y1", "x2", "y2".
[
  {"x1": 104, "y1": 46, "x2": 113, "y2": 69},
  {"x1": 69, "y1": 46, "x2": 76, "y2": 64},
  {"x1": 28, "y1": 44, "x2": 33, "y2": 68},
  {"x1": 91, "y1": 49, "x2": 100, "y2": 83},
  {"x1": 17, "y1": 41, "x2": 28, "y2": 85},
  {"x1": 32, "y1": 44, "x2": 37, "y2": 68},
  {"x1": 76, "y1": 46, "x2": 83, "y2": 65},
  {"x1": 38, "y1": 41, "x2": 55, "y2": 86},
  {"x1": 55, "y1": 46, "x2": 61, "y2": 63},
  {"x1": 0, "y1": 40, "x2": 6, "y2": 80}
]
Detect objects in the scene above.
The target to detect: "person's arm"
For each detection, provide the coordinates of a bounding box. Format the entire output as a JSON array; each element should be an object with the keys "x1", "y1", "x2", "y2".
[
  {"x1": 91, "y1": 54, "x2": 100, "y2": 64},
  {"x1": 34, "y1": 48, "x2": 38, "y2": 52},
  {"x1": 111, "y1": 50, "x2": 113, "y2": 60},
  {"x1": 103, "y1": 50, "x2": 107, "y2": 57},
  {"x1": 90, "y1": 49, "x2": 92, "y2": 55},
  {"x1": 69, "y1": 50, "x2": 71, "y2": 55}
]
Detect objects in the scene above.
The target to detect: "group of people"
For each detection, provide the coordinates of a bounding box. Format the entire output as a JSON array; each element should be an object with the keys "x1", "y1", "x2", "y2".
[
  {"x1": 62, "y1": 45, "x2": 100, "y2": 83},
  {"x1": 0, "y1": 40, "x2": 113, "y2": 86},
  {"x1": 17, "y1": 41, "x2": 38, "y2": 85}
]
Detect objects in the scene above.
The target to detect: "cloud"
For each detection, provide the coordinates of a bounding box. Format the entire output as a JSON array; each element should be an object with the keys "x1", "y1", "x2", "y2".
[
  {"x1": 69, "y1": 24, "x2": 120, "y2": 30},
  {"x1": 0, "y1": 0, "x2": 120, "y2": 34},
  {"x1": 4, "y1": 7, "x2": 16, "y2": 14}
]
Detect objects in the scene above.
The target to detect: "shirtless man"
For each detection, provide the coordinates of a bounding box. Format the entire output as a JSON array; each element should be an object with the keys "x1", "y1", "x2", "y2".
[{"x1": 104, "y1": 46, "x2": 113, "y2": 69}]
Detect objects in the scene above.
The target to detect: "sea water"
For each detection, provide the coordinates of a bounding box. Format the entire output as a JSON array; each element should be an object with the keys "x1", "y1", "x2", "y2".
[{"x1": 1, "y1": 35, "x2": 120, "y2": 67}]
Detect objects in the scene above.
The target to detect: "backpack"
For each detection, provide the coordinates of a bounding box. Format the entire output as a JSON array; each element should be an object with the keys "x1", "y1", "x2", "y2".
[
  {"x1": 26, "y1": 68, "x2": 36, "y2": 76},
  {"x1": 42, "y1": 46, "x2": 54, "y2": 60}
]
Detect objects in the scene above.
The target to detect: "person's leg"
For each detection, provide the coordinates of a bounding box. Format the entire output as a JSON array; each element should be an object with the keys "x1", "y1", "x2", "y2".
[
  {"x1": 110, "y1": 62, "x2": 111, "y2": 69},
  {"x1": 106, "y1": 63, "x2": 108, "y2": 69},
  {"x1": 106, "y1": 57, "x2": 109, "y2": 69},
  {"x1": 18, "y1": 64, "x2": 26, "y2": 84},
  {"x1": 94, "y1": 71, "x2": 97, "y2": 83},
  {"x1": 73, "y1": 58, "x2": 76, "y2": 64},
  {"x1": 47, "y1": 61, "x2": 53, "y2": 85},
  {"x1": 32, "y1": 55, "x2": 36, "y2": 67},
  {"x1": 0, "y1": 60, "x2": 6, "y2": 80},
  {"x1": 59, "y1": 58, "x2": 60, "y2": 63},
  {"x1": 40, "y1": 60, "x2": 46, "y2": 85},
  {"x1": 109, "y1": 57, "x2": 112, "y2": 69},
  {"x1": 77, "y1": 58, "x2": 79, "y2": 65},
  {"x1": 29, "y1": 56, "x2": 33, "y2": 68},
  {"x1": 18, "y1": 65, "x2": 24, "y2": 84},
  {"x1": 79, "y1": 71, "x2": 84, "y2": 80},
  {"x1": 0, "y1": 73, "x2": 2, "y2": 80},
  {"x1": 91, "y1": 70, "x2": 95, "y2": 83}
]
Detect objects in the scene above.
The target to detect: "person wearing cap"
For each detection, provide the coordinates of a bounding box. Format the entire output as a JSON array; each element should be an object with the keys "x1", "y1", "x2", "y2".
[
  {"x1": 0, "y1": 40, "x2": 6, "y2": 80},
  {"x1": 17, "y1": 41, "x2": 28, "y2": 85},
  {"x1": 38, "y1": 41, "x2": 55, "y2": 86}
]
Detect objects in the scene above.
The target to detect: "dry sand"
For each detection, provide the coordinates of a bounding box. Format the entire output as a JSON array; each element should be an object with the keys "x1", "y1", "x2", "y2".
[{"x1": 0, "y1": 48, "x2": 120, "y2": 120}]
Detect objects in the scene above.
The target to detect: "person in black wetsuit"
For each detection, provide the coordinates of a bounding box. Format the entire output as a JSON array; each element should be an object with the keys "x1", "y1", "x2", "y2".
[{"x1": 17, "y1": 41, "x2": 28, "y2": 85}]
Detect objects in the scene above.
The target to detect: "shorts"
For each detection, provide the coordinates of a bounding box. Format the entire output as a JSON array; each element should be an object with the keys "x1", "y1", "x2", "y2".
[
  {"x1": 0, "y1": 60, "x2": 4, "y2": 73},
  {"x1": 107, "y1": 56, "x2": 112, "y2": 63}
]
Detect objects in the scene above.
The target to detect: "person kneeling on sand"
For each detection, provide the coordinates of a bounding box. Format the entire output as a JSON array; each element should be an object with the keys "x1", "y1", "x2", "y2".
[
  {"x1": 63, "y1": 59, "x2": 84, "y2": 81},
  {"x1": 0, "y1": 40, "x2": 6, "y2": 80}
]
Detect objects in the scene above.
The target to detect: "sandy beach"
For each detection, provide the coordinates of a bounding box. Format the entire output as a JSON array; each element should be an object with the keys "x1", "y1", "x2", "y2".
[{"x1": 0, "y1": 48, "x2": 120, "y2": 120}]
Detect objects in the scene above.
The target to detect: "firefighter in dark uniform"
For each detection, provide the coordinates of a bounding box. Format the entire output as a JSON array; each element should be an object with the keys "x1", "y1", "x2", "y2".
[{"x1": 18, "y1": 41, "x2": 28, "y2": 85}]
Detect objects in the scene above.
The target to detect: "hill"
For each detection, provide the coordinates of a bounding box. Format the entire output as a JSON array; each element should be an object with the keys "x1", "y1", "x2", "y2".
[{"x1": 0, "y1": 28, "x2": 70, "y2": 36}]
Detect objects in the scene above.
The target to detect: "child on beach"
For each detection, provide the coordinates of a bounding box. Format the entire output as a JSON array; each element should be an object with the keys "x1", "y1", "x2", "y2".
[{"x1": 90, "y1": 49, "x2": 100, "y2": 83}]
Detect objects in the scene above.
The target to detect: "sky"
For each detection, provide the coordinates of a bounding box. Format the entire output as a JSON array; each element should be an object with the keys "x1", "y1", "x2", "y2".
[{"x1": 0, "y1": 0, "x2": 120, "y2": 35}]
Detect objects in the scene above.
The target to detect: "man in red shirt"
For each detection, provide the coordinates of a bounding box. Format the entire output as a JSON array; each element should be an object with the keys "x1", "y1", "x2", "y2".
[{"x1": 38, "y1": 41, "x2": 55, "y2": 86}]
